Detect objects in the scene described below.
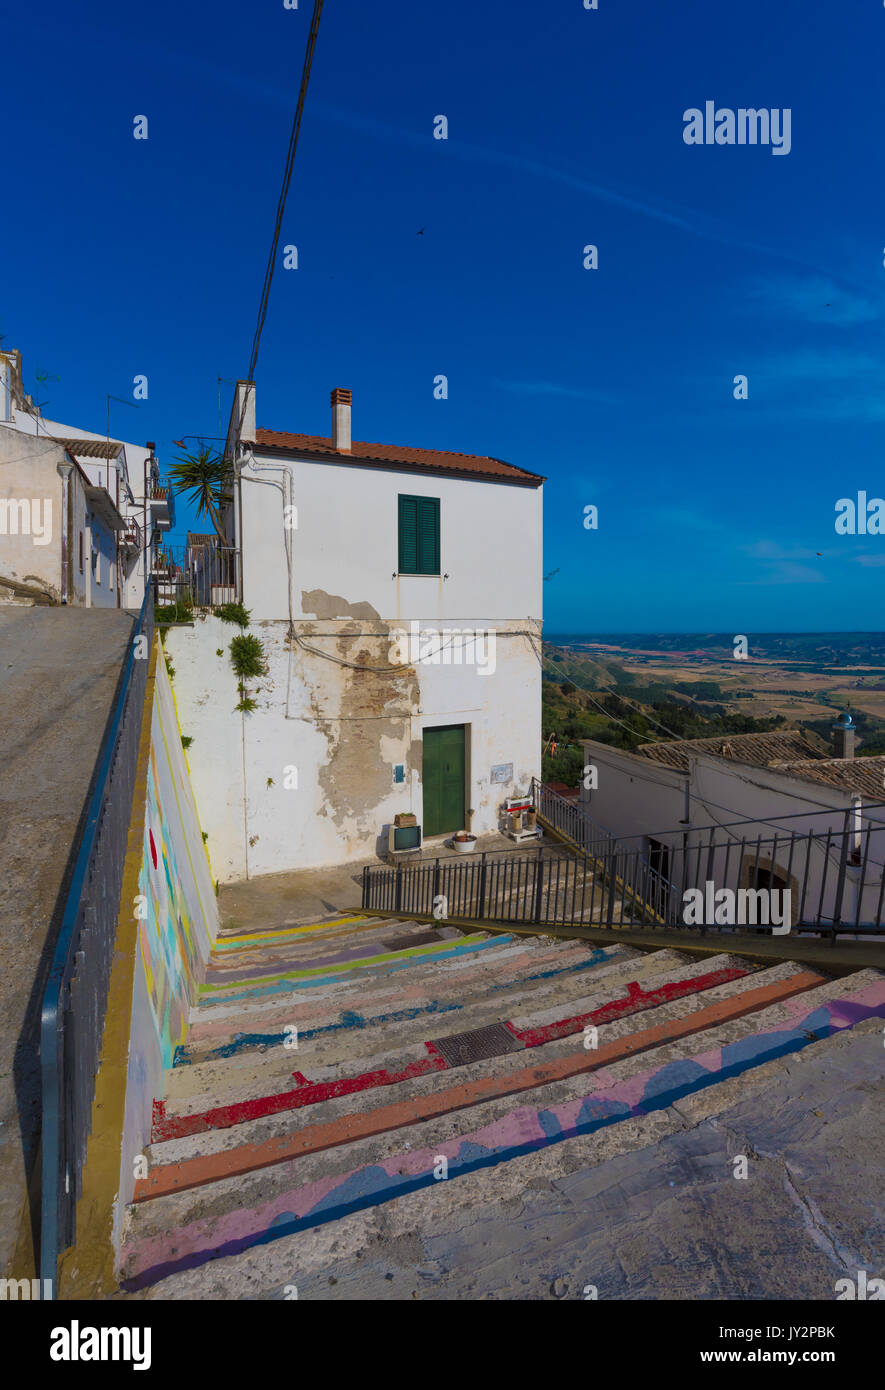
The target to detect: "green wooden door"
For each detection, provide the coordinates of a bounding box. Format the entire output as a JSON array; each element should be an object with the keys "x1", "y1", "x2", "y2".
[{"x1": 423, "y1": 725, "x2": 466, "y2": 836}]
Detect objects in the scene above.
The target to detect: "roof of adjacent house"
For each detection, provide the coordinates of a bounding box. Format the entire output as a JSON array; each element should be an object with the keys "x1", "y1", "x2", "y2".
[
  {"x1": 770, "y1": 756, "x2": 885, "y2": 798},
  {"x1": 53, "y1": 437, "x2": 123, "y2": 459},
  {"x1": 634, "y1": 729, "x2": 829, "y2": 772},
  {"x1": 254, "y1": 428, "x2": 545, "y2": 486}
]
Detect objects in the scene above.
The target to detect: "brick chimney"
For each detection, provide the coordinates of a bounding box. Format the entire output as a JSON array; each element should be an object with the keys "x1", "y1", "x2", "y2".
[
  {"x1": 331, "y1": 387, "x2": 352, "y2": 452},
  {"x1": 832, "y1": 712, "x2": 856, "y2": 760}
]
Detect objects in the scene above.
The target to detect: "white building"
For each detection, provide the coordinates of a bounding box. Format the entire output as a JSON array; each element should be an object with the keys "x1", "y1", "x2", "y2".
[
  {"x1": 578, "y1": 720, "x2": 885, "y2": 931},
  {"x1": 166, "y1": 383, "x2": 544, "y2": 881},
  {"x1": 0, "y1": 347, "x2": 172, "y2": 608}
]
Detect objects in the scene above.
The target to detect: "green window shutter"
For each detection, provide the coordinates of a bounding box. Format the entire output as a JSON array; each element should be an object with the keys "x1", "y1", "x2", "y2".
[
  {"x1": 398, "y1": 495, "x2": 440, "y2": 574},
  {"x1": 398, "y1": 495, "x2": 418, "y2": 573},
  {"x1": 416, "y1": 497, "x2": 439, "y2": 573}
]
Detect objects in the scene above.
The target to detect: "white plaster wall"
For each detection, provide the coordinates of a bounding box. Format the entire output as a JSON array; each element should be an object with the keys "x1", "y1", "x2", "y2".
[
  {"x1": 0, "y1": 429, "x2": 62, "y2": 597},
  {"x1": 580, "y1": 739, "x2": 687, "y2": 846},
  {"x1": 167, "y1": 613, "x2": 542, "y2": 883},
  {"x1": 239, "y1": 453, "x2": 543, "y2": 624}
]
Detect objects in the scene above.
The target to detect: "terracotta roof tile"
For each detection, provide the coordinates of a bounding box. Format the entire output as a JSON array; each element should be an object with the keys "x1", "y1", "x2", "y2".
[
  {"x1": 53, "y1": 436, "x2": 123, "y2": 459},
  {"x1": 635, "y1": 730, "x2": 829, "y2": 773},
  {"x1": 254, "y1": 428, "x2": 544, "y2": 485},
  {"x1": 770, "y1": 756, "x2": 885, "y2": 798}
]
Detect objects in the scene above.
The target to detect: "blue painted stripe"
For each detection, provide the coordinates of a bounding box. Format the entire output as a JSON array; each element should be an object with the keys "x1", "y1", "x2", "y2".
[{"x1": 176, "y1": 945, "x2": 618, "y2": 1063}]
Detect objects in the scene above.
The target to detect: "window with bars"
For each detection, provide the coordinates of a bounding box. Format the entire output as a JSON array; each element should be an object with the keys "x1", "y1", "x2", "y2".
[{"x1": 398, "y1": 494, "x2": 440, "y2": 575}]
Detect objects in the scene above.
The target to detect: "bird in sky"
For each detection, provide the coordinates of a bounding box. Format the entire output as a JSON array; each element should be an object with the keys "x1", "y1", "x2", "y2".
[
  {"x1": 417, "y1": 227, "x2": 426, "y2": 236},
  {"x1": 544, "y1": 567, "x2": 560, "y2": 581}
]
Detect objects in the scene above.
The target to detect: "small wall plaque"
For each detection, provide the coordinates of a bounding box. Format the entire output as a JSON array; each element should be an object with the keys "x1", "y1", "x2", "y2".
[
  {"x1": 393, "y1": 764, "x2": 405, "y2": 784},
  {"x1": 490, "y1": 763, "x2": 513, "y2": 784}
]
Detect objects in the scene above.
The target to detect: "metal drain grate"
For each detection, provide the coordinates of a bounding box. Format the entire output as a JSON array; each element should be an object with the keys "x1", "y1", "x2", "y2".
[
  {"x1": 431, "y1": 1022, "x2": 523, "y2": 1068},
  {"x1": 384, "y1": 930, "x2": 442, "y2": 952}
]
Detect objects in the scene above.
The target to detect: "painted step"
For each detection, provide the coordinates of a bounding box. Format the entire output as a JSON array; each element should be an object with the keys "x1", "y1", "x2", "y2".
[
  {"x1": 123, "y1": 1014, "x2": 885, "y2": 1301},
  {"x1": 195, "y1": 929, "x2": 520, "y2": 1007},
  {"x1": 119, "y1": 968, "x2": 885, "y2": 1288},
  {"x1": 160, "y1": 950, "x2": 745, "y2": 1112},
  {"x1": 184, "y1": 935, "x2": 629, "y2": 1038},
  {"x1": 169, "y1": 944, "x2": 681, "y2": 1095},
  {"x1": 142, "y1": 957, "x2": 790, "y2": 1181}
]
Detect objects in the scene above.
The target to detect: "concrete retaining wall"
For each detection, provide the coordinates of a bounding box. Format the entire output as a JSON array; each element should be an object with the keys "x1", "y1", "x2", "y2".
[{"x1": 118, "y1": 645, "x2": 219, "y2": 1213}]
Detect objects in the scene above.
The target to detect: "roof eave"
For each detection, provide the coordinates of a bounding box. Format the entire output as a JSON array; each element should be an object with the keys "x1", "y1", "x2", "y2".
[{"x1": 251, "y1": 441, "x2": 545, "y2": 488}]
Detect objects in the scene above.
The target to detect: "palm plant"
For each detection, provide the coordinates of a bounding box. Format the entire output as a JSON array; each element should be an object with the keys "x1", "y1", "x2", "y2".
[{"x1": 168, "y1": 446, "x2": 232, "y2": 542}]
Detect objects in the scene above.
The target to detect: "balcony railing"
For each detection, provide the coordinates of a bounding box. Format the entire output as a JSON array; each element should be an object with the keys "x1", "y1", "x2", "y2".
[
  {"x1": 152, "y1": 541, "x2": 240, "y2": 610},
  {"x1": 120, "y1": 518, "x2": 142, "y2": 551}
]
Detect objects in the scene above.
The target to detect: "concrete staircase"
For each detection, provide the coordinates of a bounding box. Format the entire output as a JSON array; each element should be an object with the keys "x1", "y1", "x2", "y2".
[{"x1": 118, "y1": 911, "x2": 885, "y2": 1299}]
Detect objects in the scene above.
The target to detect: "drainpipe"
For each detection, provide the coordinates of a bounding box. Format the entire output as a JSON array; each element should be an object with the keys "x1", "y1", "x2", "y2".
[
  {"x1": 240, "y1": 451, "x2": 296, "y2": 632},
  {"x1": 56, "y1": 459, "x2": 73, "y2": 603}
]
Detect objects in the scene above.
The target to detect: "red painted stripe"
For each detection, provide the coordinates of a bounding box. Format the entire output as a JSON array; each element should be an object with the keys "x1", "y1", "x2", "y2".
[
  {"x1": 150, "y1": 965, "x2": 748, "y2": 1143},
  {"x1": 152, "y1": 1044, "x2": 449, "y2": 1142},
  {"x1": 509, "y1": 966, "x2": 747, "y2": 1047}
]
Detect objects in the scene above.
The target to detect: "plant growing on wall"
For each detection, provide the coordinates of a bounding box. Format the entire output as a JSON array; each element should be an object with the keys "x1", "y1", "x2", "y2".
[
  {"x1": 230, "y1": 632, "x2": 267, "y2": 714},
  {"x1": 216, "y1": 601, "x2": 251, "y2": 627}
]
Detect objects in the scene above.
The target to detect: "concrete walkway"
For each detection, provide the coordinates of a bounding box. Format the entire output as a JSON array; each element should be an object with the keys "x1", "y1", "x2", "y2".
[{"x1": 0, "y1": 606, "x2": 136, "y2": 1277}]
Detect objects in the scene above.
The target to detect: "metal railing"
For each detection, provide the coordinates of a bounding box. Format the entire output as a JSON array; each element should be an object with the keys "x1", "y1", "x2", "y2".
[
  {"x1": 152, "y1": 542, "x2": 240, "y2": 609},
  {"x1": 362, "y1": 783, "x2": 885, "y2": 937},
  {"x1": 39, "y1": 588, "x2": 154, "y2": 1293},
  {"x1": 362, "y1": 845, "x2": 635, "y2": 928},
  {"x1": 531, "y1": 779, "x2": 885, "y2": 935}
]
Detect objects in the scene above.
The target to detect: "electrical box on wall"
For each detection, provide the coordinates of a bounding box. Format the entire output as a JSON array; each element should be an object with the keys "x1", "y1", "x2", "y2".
[{"x1": 393, "y1": 764, "x2": 405, "y2": 784}]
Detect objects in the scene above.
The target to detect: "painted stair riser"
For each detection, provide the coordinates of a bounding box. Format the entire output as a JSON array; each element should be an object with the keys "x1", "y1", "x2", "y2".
[
  {"x1": 139, "y1": 968, "x2": 811, "y2": 1197},
  {"x1": 196, "y1": 933, "x2": 514, "y2": 1006},
  {"x1": 174, "y1": 946, "x2": 685, "y2": 1076},
  {"x1": 174, "y1": 945, "x2": 683, "y2": 1061},
  {"x1": 121, "y1": 980, "x2": 885, "y2": 1289},
  {"x1": 155, "y1": 965, "x2": 750, "y2": 1138},
  {"x1": 182, "y1": 939, "x2": 630, "y2": 1048},
  {"x1": 157, "y1": 954, "x2": 736, "y2": 1130}
]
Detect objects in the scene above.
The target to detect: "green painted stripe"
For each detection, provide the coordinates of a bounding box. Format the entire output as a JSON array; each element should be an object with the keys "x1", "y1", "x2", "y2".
[
  {"x1": 199, "y1": 933, "x2": 488, "y2": 994},
  {"x1": 214, "y1": 917, "x2": 377, "y2": 951}
]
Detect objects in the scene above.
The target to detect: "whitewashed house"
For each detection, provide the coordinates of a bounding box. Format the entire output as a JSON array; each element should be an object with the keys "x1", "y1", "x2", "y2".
[
  {"x1": 576, "y1": 720, "x2": 885, "y2": 932},
  {"x1": 0, "y1": 346, "x2": 172, "y2": 608},
  {"x1": 166, "y1": 382, "x2": 544, "y2": 882}
]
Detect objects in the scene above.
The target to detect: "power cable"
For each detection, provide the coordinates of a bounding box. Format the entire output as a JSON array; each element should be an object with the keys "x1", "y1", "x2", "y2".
[{"x1": 246, "y1": 0, "x2": 324, "y2": 381}]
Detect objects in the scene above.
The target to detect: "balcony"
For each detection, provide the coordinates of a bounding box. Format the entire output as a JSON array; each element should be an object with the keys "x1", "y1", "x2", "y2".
[
  {"x1": 149, "y1": 483, "x2": 175, "y2": 530},
  {"x1": 120, "y1": 518, "x2": 142, "y2": 553}
]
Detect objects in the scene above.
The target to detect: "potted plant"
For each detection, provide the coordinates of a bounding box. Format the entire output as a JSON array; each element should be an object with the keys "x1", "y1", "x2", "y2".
[{"x1": 452, "y1": 831, "x2": 477, "y2": 854}]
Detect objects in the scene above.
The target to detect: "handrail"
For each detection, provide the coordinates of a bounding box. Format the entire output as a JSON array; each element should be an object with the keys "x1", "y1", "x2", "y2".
[{"x1": 39, "y1": 588, "x2": 154, "y2": 1293}]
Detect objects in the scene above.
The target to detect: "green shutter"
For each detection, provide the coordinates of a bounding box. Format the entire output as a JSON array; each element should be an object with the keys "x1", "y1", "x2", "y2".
[
  {"x1": 398, "y1": 495, "x2": 418, "y2": 573},
  {"x1": 398, "y1": 494, "x2": 440, "y2": 574}
]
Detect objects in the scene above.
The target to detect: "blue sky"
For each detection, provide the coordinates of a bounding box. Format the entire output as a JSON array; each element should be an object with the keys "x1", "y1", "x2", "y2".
[{"x1": 5, "y1": 0, "x2": 885, "y2": 630}]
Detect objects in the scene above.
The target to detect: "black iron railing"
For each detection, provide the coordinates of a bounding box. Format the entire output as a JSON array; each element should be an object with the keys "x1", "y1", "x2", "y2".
[
  {"x1": 362, "y1": 844, "x2": 636, "y2": 928},
  {"x1": 362, "y1": 783, "x2": 885, "y2": 937},
  {"x1": 39, "y1": 589, "x2": 154, "y2": 1294},
  {"x1": 152, "y1": 541, "x2": 240, "y2": 609}
]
